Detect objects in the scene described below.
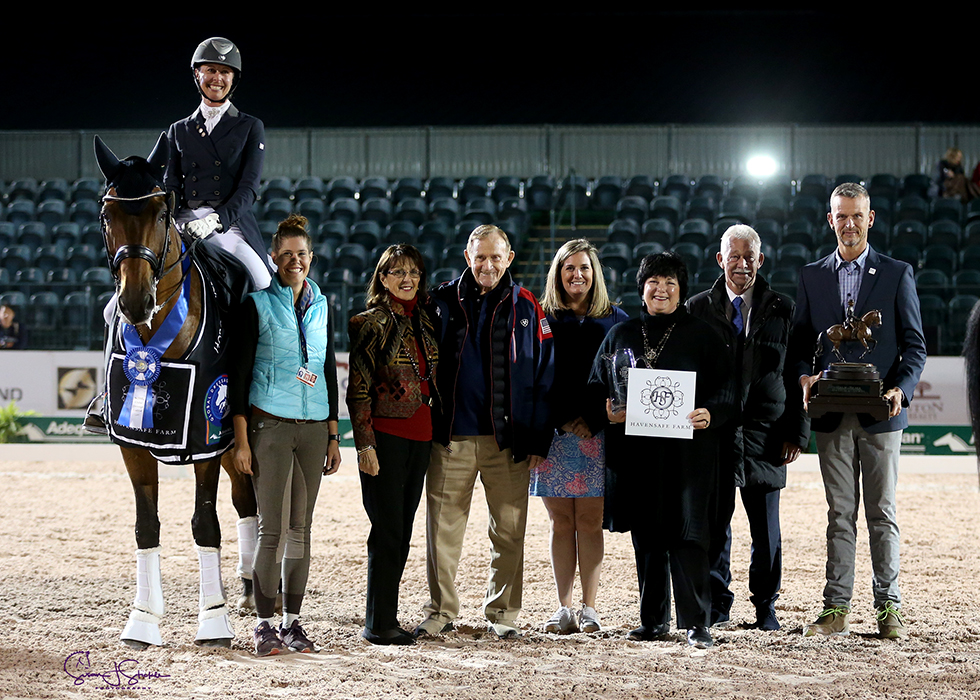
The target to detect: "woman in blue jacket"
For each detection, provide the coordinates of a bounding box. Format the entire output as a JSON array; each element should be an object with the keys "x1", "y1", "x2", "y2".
[
  {"x1": 230, "y1": 214, "x2": 342, "y2": 656},
  {"x1": 531, "y1": 239, "x2": 627, "y2": 635}
]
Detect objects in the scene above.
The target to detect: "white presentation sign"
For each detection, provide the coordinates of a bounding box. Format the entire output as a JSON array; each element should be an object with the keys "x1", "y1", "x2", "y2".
[{"x1": 624, "y1": 367, "x2": 696, "y2": 439}]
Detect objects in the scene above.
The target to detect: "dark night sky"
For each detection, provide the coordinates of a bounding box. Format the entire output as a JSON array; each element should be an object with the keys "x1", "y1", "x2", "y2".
[{"x1": 2, "y1": 11, "x2": 969, "y2": 132}]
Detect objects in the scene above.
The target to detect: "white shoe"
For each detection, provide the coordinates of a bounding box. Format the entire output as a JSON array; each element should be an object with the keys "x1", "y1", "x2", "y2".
[
  {"x1": 544, "y1": 606, "x2": 578, "y2": 634},
  {"x1": 580, "y1": 605, "x2": 601, "y2": 633}
]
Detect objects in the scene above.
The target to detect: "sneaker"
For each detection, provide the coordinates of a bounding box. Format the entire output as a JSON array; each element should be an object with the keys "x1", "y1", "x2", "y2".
[
  {"x1": 544, "y1": 606, "x2": 578, "y2": 634},
  {"x1": 489, "y1": 621, "x2": 522, "y2": 639},
  {"x1": 803, "y1": 606, "x2": 850, "y2": 637},
  {"x1": 253, "y1": 621, "x2": 284, "y2": 656},
  {"x1": 579, "y1": 605, "x2": 601, "y2": 633},
  {"x1": 876, "y1": 602, "x2": 907, "y2": 639},
  {"x1": 279, "y1": 619, "x2": 317, "y2": 653}
]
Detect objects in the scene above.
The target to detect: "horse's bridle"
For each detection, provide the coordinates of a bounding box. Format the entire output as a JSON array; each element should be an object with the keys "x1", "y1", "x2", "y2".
[{"x1": 100, "y1": 189, "x2": 183, "y2": 283}]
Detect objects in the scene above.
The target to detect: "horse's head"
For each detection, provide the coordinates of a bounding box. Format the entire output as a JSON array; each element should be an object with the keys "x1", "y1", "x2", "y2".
[
  {"x1": 865, "y1": 309, "x2": 883, "y2": 327},
  {"x1": 95, "y1": 133, "x2": 175, "y2": 327}
]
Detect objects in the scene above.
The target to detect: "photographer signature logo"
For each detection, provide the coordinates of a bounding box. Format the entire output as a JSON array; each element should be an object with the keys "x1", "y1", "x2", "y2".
[
  {"x1": 63, "y1": 651, "x2": 170, "y2": 689},
  {"x1": 640, "y1": 376, "x2": 685, "y2": 419}
]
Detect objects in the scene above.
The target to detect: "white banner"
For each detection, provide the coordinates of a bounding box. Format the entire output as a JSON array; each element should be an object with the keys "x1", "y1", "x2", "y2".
[
  {"x1": 0, "y1": 350, "x2": 352, "y2": 419},
  {"x1": 624, "y1": 367, "x2": 696, "y2": 439}
]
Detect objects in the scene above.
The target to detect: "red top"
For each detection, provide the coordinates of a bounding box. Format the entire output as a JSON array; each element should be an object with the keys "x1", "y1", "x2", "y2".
[{"x1": 373, "y1": 293, "x2": 432, "y2": 441}]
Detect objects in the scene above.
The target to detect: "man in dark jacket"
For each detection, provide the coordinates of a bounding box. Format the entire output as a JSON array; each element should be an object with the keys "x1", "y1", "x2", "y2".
[
  {"x1": 792, "y1": 183, "x2": 925, "y2": 640},
  {"x1": 416, "y1": 225, "x2": 554, "y2": 640},
  {"x1": 687, "y1": 224, "x2": 809, "y2": 631}
]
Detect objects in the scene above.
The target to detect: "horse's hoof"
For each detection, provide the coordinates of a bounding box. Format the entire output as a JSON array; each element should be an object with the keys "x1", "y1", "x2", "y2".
[
  {"x1": 237, "y1": 578, "x2": 255, "y2": 614},
  {"x1": 237, "y1": 594, "x2": 255, "y2": 614},
  {"x1": 193, "y1": 638, "x2": 232, "y2": 648},
  {"x1": 121, "y1": 638, "x2": 150, "y2": 650}
]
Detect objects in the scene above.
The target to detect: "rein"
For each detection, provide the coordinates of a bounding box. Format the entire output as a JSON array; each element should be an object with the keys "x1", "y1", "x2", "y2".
[{"x1": 101, "y1": 189, "x2": 195, "y2": 320}]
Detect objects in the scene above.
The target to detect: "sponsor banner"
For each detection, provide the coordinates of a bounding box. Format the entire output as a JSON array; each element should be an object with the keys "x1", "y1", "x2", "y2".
[
  {"x1": 807, "y1": 425, "x2": 975, "y2": 455},
  {"x1": 0, "y1": 351, "x2": 351, "y2": 420},
  {"x1": 0, "y1": 351, "x2": 103, "y2": 415},
  {"x1": 13, "y1": 417, "x2": 356, "y2": 445}
]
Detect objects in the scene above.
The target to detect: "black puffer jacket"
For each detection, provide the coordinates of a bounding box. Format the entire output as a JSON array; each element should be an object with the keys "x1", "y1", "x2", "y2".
[{"x1": 686, "y1": 274, "x2": 809, "y2": 489}]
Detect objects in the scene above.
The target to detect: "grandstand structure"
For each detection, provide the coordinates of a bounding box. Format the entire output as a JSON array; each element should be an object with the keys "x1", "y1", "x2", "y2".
[{"x1": 2, "y1": 124, "x2": 979, "y2": 353}]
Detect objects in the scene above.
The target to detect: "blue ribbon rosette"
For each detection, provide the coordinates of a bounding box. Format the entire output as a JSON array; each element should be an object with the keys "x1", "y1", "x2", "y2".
[{"x1": 118, "y1": 271, "x2": 191, "y2": 430}]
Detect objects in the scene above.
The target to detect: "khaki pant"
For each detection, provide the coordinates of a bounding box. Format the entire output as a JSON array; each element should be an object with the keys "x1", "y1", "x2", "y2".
[{"x1": 423, "y1": 436, "x2": 530, "y2": 625}]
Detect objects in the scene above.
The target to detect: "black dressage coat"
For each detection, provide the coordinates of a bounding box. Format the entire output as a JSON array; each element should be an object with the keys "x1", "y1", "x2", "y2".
[
  {"x1": 587, "y1": 306, "x2": 735, "y2": 545},
  {"x1": 686, "y1": 275, "x2": 809, "y2": 490},
  {"x1": 165, "y1": 104, "x2": 267, "y2": 262}
]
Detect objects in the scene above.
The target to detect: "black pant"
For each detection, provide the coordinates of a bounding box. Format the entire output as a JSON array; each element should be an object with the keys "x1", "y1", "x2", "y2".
[
  {"x1": 708, "y1": 475, "x2": 782, "y2": 621},
  {"x1": 359, "y1": 431, "x2": 429, "y2": 632},
  {"x1": 631, "y1": 528, "x2": 711, "y2": 630}
]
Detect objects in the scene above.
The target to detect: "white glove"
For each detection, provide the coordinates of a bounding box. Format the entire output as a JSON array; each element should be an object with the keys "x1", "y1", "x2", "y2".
[{"x1": 185, "y1": 213, "x2": 221, "y2": 239}]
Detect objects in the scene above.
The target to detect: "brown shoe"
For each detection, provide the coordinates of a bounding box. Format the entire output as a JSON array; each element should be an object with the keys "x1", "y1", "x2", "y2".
[
  {"x1": 803, "y1": 606, "x2": 850, "y2": 637},
  {"x1": 876, "y1": 602, "x2": 907, "y2": 639}
]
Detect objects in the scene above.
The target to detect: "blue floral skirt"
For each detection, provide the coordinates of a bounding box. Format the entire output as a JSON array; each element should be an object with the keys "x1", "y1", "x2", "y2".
[{"x1": 529, "y1": 431, "x2": 604, "y2": 498}]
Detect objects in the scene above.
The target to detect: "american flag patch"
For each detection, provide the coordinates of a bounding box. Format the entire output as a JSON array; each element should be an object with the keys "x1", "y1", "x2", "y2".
[{"x1": 540, "y1": 317, "x2": 552, "y2": 335}]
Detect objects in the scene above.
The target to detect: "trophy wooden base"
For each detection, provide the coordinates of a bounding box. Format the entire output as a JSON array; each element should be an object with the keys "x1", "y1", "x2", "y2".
[{"x1": 808, "y1": 363, "x2": 890, "y2": 422}]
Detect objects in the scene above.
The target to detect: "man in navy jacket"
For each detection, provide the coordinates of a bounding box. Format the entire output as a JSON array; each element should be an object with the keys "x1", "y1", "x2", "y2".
[
  {"x1": 791, "y1": 183, "x2": 926, "y2": 639},
  {"x1": 417, "y1": 225, "x2": 554, "y2": 639}
]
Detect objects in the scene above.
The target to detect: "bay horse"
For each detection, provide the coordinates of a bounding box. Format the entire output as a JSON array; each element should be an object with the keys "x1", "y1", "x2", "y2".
[
  {"x1": 94, "y1": 134, "x2": 257, "y2": 648},
  {"x1": 826, "y1": 308, "x2": 882, "y2": 361}
]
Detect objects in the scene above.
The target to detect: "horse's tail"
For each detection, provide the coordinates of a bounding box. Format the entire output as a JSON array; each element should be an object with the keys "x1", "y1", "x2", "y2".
[{"x1": 962, "y1": 298, "x2": 980, "y2": 473}]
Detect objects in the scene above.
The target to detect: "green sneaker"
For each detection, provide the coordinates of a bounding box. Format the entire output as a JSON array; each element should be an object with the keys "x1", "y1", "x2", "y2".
[
  {"x1": 876, "y1": 602, "x2": 907, "y2": 639},
  {"x1": 804, "y1": 606, "x2": 850, "y2": 637}
]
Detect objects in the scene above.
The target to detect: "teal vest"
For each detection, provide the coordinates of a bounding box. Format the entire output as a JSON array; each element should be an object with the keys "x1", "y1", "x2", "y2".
[{"x1": 248, "y1": 277, "x2": 331, "y2": 420}]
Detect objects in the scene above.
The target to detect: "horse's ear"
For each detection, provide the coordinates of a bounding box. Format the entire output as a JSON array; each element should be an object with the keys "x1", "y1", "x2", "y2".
[
  {"x1": 94, "y1": 135, "x2": 121, "y2": 183},
  {"x1": 147, "y1": 132, "x2": 169, "y2": 178}
]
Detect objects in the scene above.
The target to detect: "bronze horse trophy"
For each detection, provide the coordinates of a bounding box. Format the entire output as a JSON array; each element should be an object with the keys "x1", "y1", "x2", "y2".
[
  {"x1": 94, "y1": 134, "x2": 257, "y2": 648},
  {"x1": 824, "y1": 303, "x2": 882, "y2": 361}
]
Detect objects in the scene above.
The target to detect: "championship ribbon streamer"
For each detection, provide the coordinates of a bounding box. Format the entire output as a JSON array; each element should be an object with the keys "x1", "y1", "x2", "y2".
[{"x1": 119, "y1": 270, "x2": 192, "y2": 430}]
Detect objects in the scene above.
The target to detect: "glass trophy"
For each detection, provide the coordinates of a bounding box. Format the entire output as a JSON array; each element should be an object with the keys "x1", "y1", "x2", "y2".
[{"x1": 603, "y1": 347, "x2": 636, "y2": 413}]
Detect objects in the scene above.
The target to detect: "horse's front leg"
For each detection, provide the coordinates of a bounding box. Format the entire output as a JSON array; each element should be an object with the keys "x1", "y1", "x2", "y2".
[
  {"x1": 120, "y1": 447, "x2": 164, "y2": 649},
  {"x1": 192, "y1": 458, "x2": 235, "y2": 646},
  {"x1": 221, "y1": 451, "x2": 258, "y2": 612}
]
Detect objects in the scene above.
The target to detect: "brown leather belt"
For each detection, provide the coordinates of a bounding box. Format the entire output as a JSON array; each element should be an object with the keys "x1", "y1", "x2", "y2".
[{"x1": 252, "y1": 407, "x2": 324, "y2": 425}]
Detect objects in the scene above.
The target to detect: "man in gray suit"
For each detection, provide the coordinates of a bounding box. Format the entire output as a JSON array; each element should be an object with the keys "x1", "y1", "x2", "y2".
[{"x1": 791, "y1": 182, "x2": 926, "y2": 639}]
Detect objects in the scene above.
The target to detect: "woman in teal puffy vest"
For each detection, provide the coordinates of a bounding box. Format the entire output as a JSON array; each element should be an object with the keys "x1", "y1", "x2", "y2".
[{"x1": 230, "y1": 214, "x2": 342, "y2": 656}]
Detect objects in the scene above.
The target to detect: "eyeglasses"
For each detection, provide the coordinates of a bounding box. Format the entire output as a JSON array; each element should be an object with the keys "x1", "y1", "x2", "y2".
[{"x1": 385, "y1": 269, "x2": 421, "y2": 279}]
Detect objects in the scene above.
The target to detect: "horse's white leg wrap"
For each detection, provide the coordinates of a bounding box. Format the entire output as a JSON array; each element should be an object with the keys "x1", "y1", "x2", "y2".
[
  {"x1": 196, "y1": 545, "x2": 227, "y2": 610},
  {"x1": 195, "y1": 546, "x2": 234, "y2": 642},
  {"x1": 121, "y1": 547, "x2": 164, "y2": 646},
  {"x1": 236, "y1": 516, "x2": 257, "y2": 580}
]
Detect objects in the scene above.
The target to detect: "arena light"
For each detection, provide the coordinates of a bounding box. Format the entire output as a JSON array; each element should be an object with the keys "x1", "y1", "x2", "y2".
[{"x1": 746, "y1": 155, "x2": 778, "y2": 179}]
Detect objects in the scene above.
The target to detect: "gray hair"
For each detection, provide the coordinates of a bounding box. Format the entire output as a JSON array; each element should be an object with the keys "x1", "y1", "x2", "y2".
[
  {"x1": 721, "y1": 224, "x2": 761, "y2": 256},
  {"x1": 467, "y1": 224, "x2": 511, "y2": 252},
  {"x1": 831, "y1": 182, "x2": 870, "y2": 202}
]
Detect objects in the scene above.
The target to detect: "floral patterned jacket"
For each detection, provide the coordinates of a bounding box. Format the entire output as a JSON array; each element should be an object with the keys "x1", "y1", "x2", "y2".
[{"x1": 346, "y1": 298, "x2": 440, "y2": 449}]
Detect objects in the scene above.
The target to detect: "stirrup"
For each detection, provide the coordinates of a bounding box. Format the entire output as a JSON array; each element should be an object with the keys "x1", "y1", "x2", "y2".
[{"x1": 83, "y1": 392, "x2": 108, "y2": 436}]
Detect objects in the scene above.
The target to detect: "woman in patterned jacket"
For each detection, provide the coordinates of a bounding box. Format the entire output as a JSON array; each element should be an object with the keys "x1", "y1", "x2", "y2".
[{"x1": 348, "y1": 244, "x2": 440, "y2": 645}]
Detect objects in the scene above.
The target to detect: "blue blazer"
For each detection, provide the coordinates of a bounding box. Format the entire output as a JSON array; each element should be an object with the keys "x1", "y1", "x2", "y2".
[{"x1": 791, "y1": 246, "x2": 926, "y2": 434}]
